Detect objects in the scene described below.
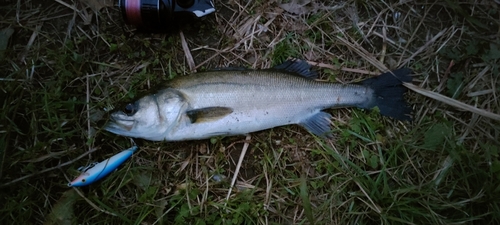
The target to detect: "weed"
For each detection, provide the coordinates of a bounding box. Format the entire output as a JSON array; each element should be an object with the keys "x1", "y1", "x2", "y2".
[{"x1": 1, "y1": 0, "x2": 499, "y2": 224}]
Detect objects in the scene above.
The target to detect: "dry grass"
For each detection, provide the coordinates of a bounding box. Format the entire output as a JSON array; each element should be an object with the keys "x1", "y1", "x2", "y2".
[{"x1": 1, "y1": 0, "x2": 500, "y2": 224}]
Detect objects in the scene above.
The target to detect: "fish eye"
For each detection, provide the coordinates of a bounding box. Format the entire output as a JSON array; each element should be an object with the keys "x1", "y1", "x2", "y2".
[
  {"x1": 81, "y1": 179, "x2": 86, "y2": 183},
  {"x1": 124, "y1": 103, "x2": 137, "y2": 116}
]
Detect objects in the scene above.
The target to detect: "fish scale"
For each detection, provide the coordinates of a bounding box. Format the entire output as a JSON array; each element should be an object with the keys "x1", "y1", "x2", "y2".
[
  {"x1": 174, "y1": 70, "x2": 370, "y2": 111},
  {"x1": 163, "y1": 71, "x2": 370, "y2": 140}
]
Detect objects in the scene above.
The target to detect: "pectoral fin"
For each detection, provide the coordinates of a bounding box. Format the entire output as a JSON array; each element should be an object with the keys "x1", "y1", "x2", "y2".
[
  {"x1": 186, "y1": 107, "x2": 233, "y2": 123},
  {"x1": 299, "y1": 111, "x2": 333, "y2": 138}
]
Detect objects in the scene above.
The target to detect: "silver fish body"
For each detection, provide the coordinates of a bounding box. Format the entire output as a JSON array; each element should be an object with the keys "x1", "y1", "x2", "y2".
[{"x1": 105, "y1": 60, "x2": 412, "y2": 141}]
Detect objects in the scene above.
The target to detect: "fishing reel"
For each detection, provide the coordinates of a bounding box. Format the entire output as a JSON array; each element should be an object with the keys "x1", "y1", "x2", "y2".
[{"x1": 119, "y1": 0, "x2": 215, "y2": 31}]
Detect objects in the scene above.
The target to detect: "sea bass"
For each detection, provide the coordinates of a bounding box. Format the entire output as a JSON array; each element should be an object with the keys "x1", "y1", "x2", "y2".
[{"x1": 105, "y1": 60, "x2": 412, "y2": 141}]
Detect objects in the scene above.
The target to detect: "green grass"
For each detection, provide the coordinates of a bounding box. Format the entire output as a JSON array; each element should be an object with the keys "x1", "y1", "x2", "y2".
[{"x1": 1, "y1": 0, "x2": 500, "y2": 224}]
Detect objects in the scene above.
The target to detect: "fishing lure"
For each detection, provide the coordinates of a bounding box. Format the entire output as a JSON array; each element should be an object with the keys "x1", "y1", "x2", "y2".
[{"x1": 68, "y1": 146, "x2": 138, "y2": 187}]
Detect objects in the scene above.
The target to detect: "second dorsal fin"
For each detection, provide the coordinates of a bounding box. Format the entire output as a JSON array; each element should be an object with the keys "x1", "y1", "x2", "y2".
[{"x1": 272, "y1": 59, "x2": 318, "y2": 79}]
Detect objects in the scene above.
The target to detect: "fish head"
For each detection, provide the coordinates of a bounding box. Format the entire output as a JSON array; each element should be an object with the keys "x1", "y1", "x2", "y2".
[{"x1": 104, "y1": 89, "x2": 186, "y2": 140}]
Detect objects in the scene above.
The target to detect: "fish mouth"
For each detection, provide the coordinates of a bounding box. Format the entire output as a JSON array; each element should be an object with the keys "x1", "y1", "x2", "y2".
[{"x1": 104, "y1": 113, "x2": 135, "y2": 134}]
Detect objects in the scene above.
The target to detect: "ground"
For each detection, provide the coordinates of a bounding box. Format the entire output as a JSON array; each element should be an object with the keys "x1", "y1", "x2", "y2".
[{"x1": 1, "y1": 0, "x2": 500, "y2": 224}]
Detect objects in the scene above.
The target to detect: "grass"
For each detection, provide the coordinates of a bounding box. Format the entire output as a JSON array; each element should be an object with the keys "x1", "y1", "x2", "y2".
[{"x1": 1, "y1": 0, "x2": 500, "y2": 224}]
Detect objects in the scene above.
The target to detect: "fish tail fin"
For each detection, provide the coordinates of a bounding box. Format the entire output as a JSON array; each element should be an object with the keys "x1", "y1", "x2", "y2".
[{"x1": 359, "y1": 68, "x2": 413, "y2": 121}]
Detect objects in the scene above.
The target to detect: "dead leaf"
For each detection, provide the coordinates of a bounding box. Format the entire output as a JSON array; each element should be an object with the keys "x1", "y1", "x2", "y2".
[
  {"x1": 44, "y1": 189, "x2": 78, "y2": 225},
  {"x1": 279, "y1": 0, "x2": 311, "y2": 15},
  {"x1": 279, "y1": 0, "x2": 327, "y2": 16}
]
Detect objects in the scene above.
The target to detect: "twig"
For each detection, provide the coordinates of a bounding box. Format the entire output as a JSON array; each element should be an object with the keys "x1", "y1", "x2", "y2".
[
  {"x1": 403, "y1": 83, "x2": 500, "y2": 121},
  {"x1": 54, "y1": 0, "x2": 79, "y2": 11},
  {"x1": 86, "y1": 74, "x2": 91, "y2": 143},
  {"x1": 179, "y1": 31, "x2": 196, "y2": 72},
  {"x1": 19, "y1": 24, "x2": 41, "y2": 63},
  {"x1": 0, "y1": 78, "x2": 26, "y2": 81},
  {"x1": 401, "y1": 28, "x2": 448, "y2": 66},
  {"x1": 72, "y1": 187, "x2": 117, "y2": 216},
  {"x1": 0, "y1": 147, "x2": 99, "y2": 187},
  {"x1": 338, "y1": 33, "x2": 500, "y2": 121},
  {"x1": 225, "y1": 134, "x2": 251, "y2": 203},
  {"x1": 336, "y1": 35, "x2": 386, "y2": 72}
]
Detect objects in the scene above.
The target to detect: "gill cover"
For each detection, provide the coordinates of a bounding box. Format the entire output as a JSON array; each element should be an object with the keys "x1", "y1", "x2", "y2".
[{"x1": 105, "y1": 88, "x2": 187, "y2": 141}]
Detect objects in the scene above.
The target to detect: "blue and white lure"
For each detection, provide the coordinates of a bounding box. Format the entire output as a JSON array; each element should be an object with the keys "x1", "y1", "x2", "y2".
[{"x1": 68, "y1": 146, "x2": 138, "y2": 187}]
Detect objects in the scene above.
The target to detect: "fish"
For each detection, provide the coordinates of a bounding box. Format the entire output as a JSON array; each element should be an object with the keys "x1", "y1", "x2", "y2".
[
  {"x1": 68, "y1": 146, "x2": 138, "y2": 187},
  {"x1": 104, "y1": 59, "x2": 412, "y2": 141}
]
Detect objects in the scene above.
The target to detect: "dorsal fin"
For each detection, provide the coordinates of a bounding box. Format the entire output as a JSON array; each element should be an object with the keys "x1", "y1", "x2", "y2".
[
  {"x1": 186, "y1": 107, "x2": 233, "y2": 123},
  {"x1": 272, "y1": 59, "x2": 318, "y2": 79}
]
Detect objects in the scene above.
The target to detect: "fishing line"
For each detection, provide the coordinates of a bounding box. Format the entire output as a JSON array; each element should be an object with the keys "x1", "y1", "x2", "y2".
[{"x1": 0, "y1": 147, "x2": 99, "y2": 187}]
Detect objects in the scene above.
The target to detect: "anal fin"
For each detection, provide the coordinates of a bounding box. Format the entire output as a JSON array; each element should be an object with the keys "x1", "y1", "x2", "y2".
[
  {"x1": 299, "y1": 111, "x2": 333, "y2": 138},
  {"x1": 186, "y1": 107, "x2": 233, "y2": 123}
]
